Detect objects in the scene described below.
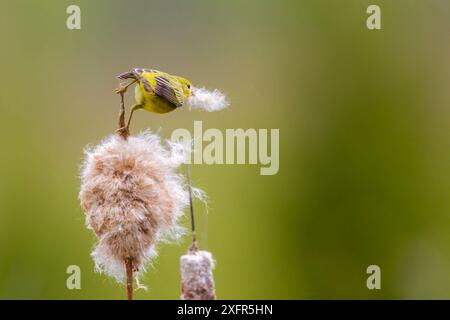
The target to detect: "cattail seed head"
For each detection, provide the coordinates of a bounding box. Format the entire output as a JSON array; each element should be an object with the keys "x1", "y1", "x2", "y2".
[
  {"x1": 180, "y1": 250, "x2": 216, "y2": 300},
  {"x1": 79, "y1": 131, "x2": 189, "y2": 282}
]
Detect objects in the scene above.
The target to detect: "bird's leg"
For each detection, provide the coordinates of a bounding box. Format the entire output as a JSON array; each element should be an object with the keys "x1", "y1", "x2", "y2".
[
  {"x1": 126, "y1": 104, "x2": 144, "y2": 132},
  {"x1": 115, "y1": 79, "x2": 137, "y2": 95}
]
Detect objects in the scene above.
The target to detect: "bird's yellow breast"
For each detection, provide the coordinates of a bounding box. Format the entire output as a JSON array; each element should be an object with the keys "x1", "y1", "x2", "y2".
[{"x1": 134, "y1": 81, "x2": 177, "y2": 114}]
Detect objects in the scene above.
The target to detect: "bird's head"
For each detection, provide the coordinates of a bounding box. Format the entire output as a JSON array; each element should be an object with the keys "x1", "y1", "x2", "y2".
[{"x1": 177, "y1": 77, "x2": 193, "y2": 100}]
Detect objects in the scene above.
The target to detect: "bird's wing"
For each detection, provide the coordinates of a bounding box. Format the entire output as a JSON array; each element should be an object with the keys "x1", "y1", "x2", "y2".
[{"x1": 153, "y1": 75, "x2": 184, "y2": 107}]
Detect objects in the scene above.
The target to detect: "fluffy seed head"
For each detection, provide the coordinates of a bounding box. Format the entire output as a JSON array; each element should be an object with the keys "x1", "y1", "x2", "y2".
[
  {"x1": 79, "y1": 131, "x2": 189, "y2": 282},
  {"x1": 180, "y1": 250, "x2": 216, "y2": 300},
  {"x1": 188, "y1": 87, "x2": 229, "y2": 112}
]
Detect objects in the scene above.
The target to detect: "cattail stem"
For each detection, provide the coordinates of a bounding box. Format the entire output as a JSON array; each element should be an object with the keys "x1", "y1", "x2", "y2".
[
  {"x1": 186, "y1": 163, "x2": 198, "y2": 252},
  {"x1": 125, "y1": 258, "x2": 133, "y2": 300},
  {"x1": 117, "y1": 92, "x2": 129, "y2": 139},
  {"x1": 119, "y1": 91, "x2": 131, "y2": 300}
]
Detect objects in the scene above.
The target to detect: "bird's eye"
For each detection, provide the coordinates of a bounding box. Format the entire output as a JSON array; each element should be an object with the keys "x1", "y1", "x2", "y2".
[{"x1": 187, "y1": 84, "x2": 191, "y2": 89}]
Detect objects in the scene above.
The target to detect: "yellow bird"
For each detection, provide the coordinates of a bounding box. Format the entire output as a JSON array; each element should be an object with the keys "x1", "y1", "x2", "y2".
[{"x1": 116, "y1": 68, "x2": 193, "y2": 130}]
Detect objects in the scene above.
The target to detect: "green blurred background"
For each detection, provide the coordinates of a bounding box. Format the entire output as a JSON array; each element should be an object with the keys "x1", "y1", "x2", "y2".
[{"x1": 0, "y1": 0, "x2": 450, "y2": 299}]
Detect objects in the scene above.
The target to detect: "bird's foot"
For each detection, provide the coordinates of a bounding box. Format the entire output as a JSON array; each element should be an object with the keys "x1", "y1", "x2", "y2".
[{"x1": 115, "y1": 86, "x2": 128, "y2": 95}]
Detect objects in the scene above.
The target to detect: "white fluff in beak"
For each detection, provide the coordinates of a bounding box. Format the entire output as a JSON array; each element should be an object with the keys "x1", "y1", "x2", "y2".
[{"x1": 187, "y1": 87, "x2": 229, "y2": 112}]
